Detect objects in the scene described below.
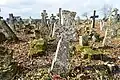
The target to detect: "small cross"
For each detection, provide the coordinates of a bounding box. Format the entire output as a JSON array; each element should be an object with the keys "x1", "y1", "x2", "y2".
[
  {"x1": 90, "y1": 10, "x2": 99, "y2": 28},
  {"x1": 43, "y1": 10, "x2": 48, "y2": 18},
  {"x1": 51, "y1": 14, "x2": 56, "y2": 18}
]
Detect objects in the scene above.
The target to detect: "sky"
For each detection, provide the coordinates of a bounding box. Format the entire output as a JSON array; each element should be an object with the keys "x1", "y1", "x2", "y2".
[{"x1": 0, "y1": 0, "x2": 120, "y2": 19}]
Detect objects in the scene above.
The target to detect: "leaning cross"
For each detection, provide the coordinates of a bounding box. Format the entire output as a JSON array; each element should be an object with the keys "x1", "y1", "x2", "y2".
[{"x1": 90, "y1": 10, "x2": 99, "y2": 28}]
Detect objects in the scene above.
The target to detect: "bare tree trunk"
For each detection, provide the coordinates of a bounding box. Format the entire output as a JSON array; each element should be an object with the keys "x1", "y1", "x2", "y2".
[{"x1": 0, "y1": 20, "x2": 18, "y2": 41}]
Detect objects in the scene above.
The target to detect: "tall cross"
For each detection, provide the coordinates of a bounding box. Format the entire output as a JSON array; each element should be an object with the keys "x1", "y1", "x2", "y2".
[{"x1": 90, "y1": 10, "x2": 99, "y2": 28}]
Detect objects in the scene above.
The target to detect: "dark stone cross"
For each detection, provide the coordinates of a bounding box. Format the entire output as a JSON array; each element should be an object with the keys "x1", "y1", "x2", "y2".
[{"x1": 90, "y1": 10, "x2": 99, "y2": 28}]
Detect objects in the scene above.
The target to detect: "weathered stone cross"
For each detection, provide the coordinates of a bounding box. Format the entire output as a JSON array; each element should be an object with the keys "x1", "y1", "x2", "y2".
[
  {"x1": 90, "y1": 10, "x2": 99, "y2": 28},
  {"x1": 41, "y1": 10, "x2": 48, "y2": 26}
]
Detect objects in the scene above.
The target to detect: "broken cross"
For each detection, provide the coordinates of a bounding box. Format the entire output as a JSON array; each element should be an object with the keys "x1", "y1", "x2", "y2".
[{"x1": 90, "y1": 10, "x2": 99, "y2": 28}]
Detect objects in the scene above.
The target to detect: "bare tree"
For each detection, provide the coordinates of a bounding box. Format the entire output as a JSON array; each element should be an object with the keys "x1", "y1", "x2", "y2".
[
  {"x1": 101, "y1": 4, "x2": 112, "y2": 18},
  {"x1": 82, "y1": 12, "x2": 88, "y2": 20}
]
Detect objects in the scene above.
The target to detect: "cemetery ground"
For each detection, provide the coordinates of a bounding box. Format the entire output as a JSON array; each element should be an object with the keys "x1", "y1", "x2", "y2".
[
  {"x1": 0, "y1": 8, "x2": 120, "y2": 80},
  {"x1": 0, "y1": 22, "x2": 120, "y2": 80}
]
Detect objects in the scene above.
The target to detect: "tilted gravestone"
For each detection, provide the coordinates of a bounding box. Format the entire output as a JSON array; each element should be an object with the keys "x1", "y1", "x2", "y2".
[
  {"x1": 50, "y1": 10, "x2": 77, "y2": 75},
  {"x1": 50, "y1": 35, "x2": 69, "y2": 75},
  {"x1": 54, "y1": 10, "x2": 77, "y2": 41},
  {"x1": 8, "y1": 13, "x2": 16, "y2": 32},
  {"x1": 0, "y1": 19, "x2": 18, "y2": 41}
]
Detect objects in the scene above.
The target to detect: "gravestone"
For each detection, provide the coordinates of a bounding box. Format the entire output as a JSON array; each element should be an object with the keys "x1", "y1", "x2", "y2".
[
  {"x1": 57, "y1": 8, "x2": 62, "y2": 26},
  {"x1": 90, "y1": 10, "x2": 99, "y2": 28},
  {"x1": 79, "y1": 35, "x2": 89, "y2": 46},
  {"x1": 50, "y1": 35, "x2": 69, "y2": 75},
  {"x1": 8, "y1": 13, "x2": 16, "y2": 32},
  {"x1": 112, "y1": 8, "x2": 119, "y2": 23},
  {"x1": 0, "y1": 19, "x2": 18, "y2": 41},
  {"x1": 56, "y1": 10, "x2": 77, "y2": 41},
  {"x1": 90, "y1": 10, "x2": 99, "y2": 35},
  {"x1": 91, "y1": 30, "x2": 100, "y2": 42},
  {"x1": 50, "y1": 10, "x2": 77, "y2": 75},
  {"x1": 51, "y1": 23, "x2": 56, "y2": 38},
  {"x1": 50, "y1": 14, "x2": 56, "y2": 37},
  {"x1": 76, "y1": 16, "x2": 81, "y2": 25},
  {"x1": 41, "y1": 10, "x2": 48, "y2": 27}
]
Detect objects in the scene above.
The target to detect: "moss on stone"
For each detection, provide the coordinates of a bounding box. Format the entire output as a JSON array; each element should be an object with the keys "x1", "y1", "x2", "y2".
[
  {"x1": 74, "y1": 44, "x2": 91, "y2": 53},
  {"x1": 74, "y1": 44, "x2": 105, "y2": 60},
  {"x1": 28, "y1": 38, "x2": 46, "y2": 56}
]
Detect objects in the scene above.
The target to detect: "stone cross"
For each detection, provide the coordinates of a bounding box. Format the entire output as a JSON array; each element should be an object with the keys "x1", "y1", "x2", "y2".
[
  {"x1": 113, "y1": 8, "x2": 119, "y2": 23},
  {"x1": 113, "y1": 8, "x2": 118, "y2": 15},
  {"x1": 50, "y1": 14, "x2": 56, "y2": 37},
  {"x1": 41, "y1": 10, "x2": 48, "y2": 27},
  {"x1": 50, "y1": 14, "x2": 56, "y2": 23},
  {"x1": 57, "y1": 8, "x2": 62, "y2": 26},
  {"x1": 8, "y1": 13, "x2": 16, "y2": 32},
  {"x1": 90, "y1": 10, "x2": 99, "y2": 28}
]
